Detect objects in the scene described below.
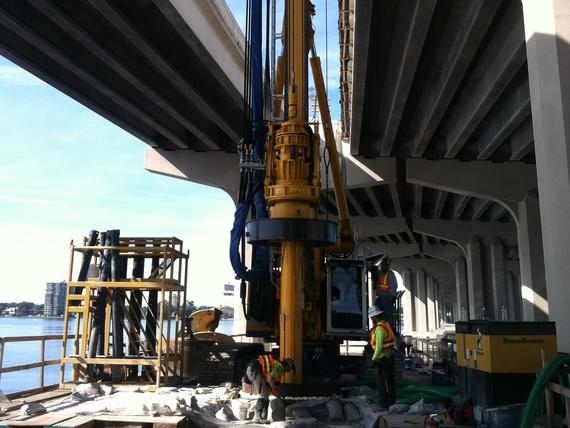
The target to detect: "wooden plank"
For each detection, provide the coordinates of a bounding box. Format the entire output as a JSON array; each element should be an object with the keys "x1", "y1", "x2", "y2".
[
  {"x1": 69, "y1": 281, "x2": 183, "y2": 291},
  {"x1": 62, "y1": 357, "x2": 158, "y2": 366},
  {"x1": 2, "y1": 413, "x2": 75, "y2": 426},
  {"x1": 93, "y1": 414, "x2": 186, "y2": 425},
  {"x1": 5, "y1": 388, "x2": 68, "y2": 405},
  {"x1": 0, "y1": 410, "x2": 22, "y2": 422},
  {"x1": 67, "y1": 307, "x2": 94, "y2": 314},
  {"x1": 49, "y1": 415, "x2": 95, "y2": 428},
  {"x1": 71, "y1": 247, "x2": 187, "y2": 259}
]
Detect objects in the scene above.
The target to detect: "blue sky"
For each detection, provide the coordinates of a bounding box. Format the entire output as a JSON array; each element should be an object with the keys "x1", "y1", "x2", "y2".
[{"x1": 0, "y1": 1, "x2": 339, "y2": 304}]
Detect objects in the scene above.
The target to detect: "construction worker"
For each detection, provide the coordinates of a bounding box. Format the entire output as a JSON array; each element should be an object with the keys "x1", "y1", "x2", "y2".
[
  {"x1": 374, "y1": 256, "x2": 398, "y2": 328},
  {"x1": 243, "y1": 355, "x2": 295, "y2": 421},
  {"x1": 368, "y1": 305, "x2": 396, "y2": 409}
]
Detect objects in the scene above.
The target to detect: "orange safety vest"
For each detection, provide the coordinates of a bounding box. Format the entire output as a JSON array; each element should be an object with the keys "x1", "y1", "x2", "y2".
[
  {"x1": 257, "y1": 355, "x2": 282, "y2": 381},
  {"x1": 378, "y1": 272, "x2": 390, "y2": 293},
  {"x1": 370, "y1": 321, "x2": 396, "y2": 353}
]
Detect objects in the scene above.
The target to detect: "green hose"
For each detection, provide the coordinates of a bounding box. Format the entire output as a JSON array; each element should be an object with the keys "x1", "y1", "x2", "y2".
[{"x1": 520, "y1": 354, "x2": 570, "y2": 428}]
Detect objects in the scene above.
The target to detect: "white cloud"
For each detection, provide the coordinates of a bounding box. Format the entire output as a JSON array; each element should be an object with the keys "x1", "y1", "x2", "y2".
[{"x1": 0, "y1": 66, "x2": 46, "y2": 87}]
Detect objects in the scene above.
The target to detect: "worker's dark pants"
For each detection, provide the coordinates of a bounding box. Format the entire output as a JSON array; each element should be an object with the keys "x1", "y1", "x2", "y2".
[
  {"x1": 375, "y1": 354, "x2": 396, "y2": 408},
  {"x1": 374, "y1": 295, "x2": 395, "y2": 327},
  {"x1": 244, "y1": 361, "x2": 270, "y2": 398}
]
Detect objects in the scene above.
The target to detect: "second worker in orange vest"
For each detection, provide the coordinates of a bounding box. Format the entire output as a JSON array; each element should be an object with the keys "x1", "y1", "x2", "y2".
[
  {"x1": 368, "y1": 305, "x2": 397, "y2": 409},
  {"x1": 373, "y1": 257, "x2": 398, "y2": 328}
]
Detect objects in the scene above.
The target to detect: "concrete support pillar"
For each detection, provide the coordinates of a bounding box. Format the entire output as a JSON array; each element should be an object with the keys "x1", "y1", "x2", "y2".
[
  {"x1": 506, "y1": 271, "x2": 518, "y2": 321},
  {"x1": 522, "y1": 0, "x2": 570, "y2": 352},
  {"x1": 426, "y1": 276, "x2": 436, "y2": 331},
  {"x1": 455, "y1": 257, "x2": 469, "y2": 320},
  {"x1": 434, "y1": 283, "x2": 440, "y2": 328},
  {"x1": 402, "y1": 269, "x2": 415, "y2": 333},
  {"x1": 466, "y1": 236, "x2": 485, "y2": 319},
  {"x1": 517, "y1": 192, "x2": 548, "y2": 320},
  {"x1": 415, "y1": 269, "x2": 427, "y2": 332},
  {"x1": 489, "y1": 239, "x2": 507, "y2": 320}
]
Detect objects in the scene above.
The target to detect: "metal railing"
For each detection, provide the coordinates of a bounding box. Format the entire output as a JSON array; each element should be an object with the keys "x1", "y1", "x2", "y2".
[{"x1": 0, "y1": 334, "x2": 77, "y2": 398}]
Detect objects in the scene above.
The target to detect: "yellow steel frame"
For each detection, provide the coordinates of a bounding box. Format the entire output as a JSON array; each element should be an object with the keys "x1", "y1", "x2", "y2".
[
  {"x1": 264, "y1": 0, "x2": 352, "y2": 383},
  {"x1": 60, "y1": 237, "x2": 188, "y2": 390}
]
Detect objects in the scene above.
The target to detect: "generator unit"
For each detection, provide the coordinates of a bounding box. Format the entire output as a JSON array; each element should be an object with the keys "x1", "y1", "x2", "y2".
[{"x1": 456, "y1": 320, "x2": 557, "y2": 406}]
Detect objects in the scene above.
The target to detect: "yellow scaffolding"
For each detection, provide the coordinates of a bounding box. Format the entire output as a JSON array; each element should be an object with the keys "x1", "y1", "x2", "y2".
[{"x1": 59, "y1": 237, "x2": 188, "y2": 390}]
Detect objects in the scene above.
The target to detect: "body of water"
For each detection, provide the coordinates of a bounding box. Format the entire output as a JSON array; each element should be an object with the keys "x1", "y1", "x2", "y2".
[{"x1": 0, "y1": 316, "x2": 235, "y2": 394}]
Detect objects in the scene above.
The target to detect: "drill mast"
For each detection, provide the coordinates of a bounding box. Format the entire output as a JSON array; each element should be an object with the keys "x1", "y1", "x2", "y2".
[{"x1": 235, "y1": 0, "x2": 352, "y2": 384}]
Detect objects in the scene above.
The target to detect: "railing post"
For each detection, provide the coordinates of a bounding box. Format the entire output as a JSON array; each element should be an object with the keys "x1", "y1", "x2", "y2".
[
  {"x1": 0, "y1": 338, "x2": 4, "y2": 383},
  {"x1": 40, "y1": 338, "x2": 45, "y2": 388}
]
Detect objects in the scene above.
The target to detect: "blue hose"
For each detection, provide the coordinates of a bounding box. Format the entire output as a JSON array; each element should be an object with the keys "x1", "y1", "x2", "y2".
[{"x1": 229, "y1": 0, "x2": 270, "y2": 323}]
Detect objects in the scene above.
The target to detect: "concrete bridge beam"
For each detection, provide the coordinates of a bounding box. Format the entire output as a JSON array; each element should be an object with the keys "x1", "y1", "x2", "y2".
[
  {"x1": 351, "y1": 216, "x2": 409, "y2": 239},
  {"x1": 367, "y1": 243, "x2": 420, "y2": 259},
  {"x1": 340, "y1": 146, "x2": 398, "y2": 188},
  {"x1": 144, "y1": 147, "x2": 238, "y2": 198},
  {"x1": 413, "y1": 218, "x2": 517, "y2": 248},
  {"x1": 407, "y1": 158, "x2": 537, "y2": 204},
  {"x1": 423, "y1": 244, "x2": 462, "y2": 266}
]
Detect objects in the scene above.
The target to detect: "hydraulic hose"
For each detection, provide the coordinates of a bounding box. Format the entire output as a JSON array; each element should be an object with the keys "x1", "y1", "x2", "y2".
[
  {"x1": 520, "y1": 354, "x2": 570, "y2": 428},
  {"x1": 229, "y1": 0, "x2": 275, "y2": 327}
]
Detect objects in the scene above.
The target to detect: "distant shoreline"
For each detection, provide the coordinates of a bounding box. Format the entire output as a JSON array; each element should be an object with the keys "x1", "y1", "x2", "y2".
[{"x1": 0, "y1": 315, "x2": 63, "y2": 319}]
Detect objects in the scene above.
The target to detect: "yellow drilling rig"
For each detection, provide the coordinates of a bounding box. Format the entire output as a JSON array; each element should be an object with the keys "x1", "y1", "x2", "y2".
[{"x1": 231, "y1": 0, "x2": 364, "y2": 387}]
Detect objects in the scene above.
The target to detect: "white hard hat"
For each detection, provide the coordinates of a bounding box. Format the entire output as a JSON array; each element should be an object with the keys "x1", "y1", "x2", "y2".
[{"x1": 367, "y1": 305, "x2": 383, "y2": 318}]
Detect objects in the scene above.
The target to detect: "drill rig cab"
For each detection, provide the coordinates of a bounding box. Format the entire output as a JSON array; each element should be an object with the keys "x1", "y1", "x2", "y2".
[{"x1": 325, "y1": 258, "x2": 368, "y2": 339}]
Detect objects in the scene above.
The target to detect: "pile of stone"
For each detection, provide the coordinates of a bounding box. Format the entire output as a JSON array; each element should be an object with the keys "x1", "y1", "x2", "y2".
[{"x1": 42, "y1": 382, "x2": 388, "y2": 427}]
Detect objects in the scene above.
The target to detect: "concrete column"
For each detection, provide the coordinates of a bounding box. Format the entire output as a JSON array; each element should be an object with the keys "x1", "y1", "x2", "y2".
[
  {"x1": 489, "y1": 239, "x2": 507, "y2": 320},
  {"x1": 426, "y1": 276, "x2": 436, "y2": 331},
  {"x1": 455, "y1": 257, "x2": 469, "y2": 320},
  {"x1": 506, "y1": 271, "x2": 518, "y2": 321},
  {"x1": 415, "y1": 269, "x2": 428, "y2": 332},
  {"x1": 517, "y1": 192, "x2": 548, "y2": 320},
  {"x1": 401, "y1": 269, "x2": 415, "y2": 333},
  {"x1": 434, "y1": 283, "x2": 440, "y2": 328},
  {"x1": 466, "y1": 236, "x2": 485, "y2": 319},
  {"x1": 522, "y1": 0, "x2": 570, "y2": 352}
]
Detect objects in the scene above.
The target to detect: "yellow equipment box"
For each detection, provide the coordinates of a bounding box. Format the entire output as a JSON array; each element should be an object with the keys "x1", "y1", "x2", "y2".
[{"x1": 455, "y1": 321, "x2": 557, "y2": 407}]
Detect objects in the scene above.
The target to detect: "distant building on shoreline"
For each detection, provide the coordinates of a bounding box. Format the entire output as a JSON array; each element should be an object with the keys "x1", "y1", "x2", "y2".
[{"x1": 44, "y1": 281, "x2": 67, "y2": 317}]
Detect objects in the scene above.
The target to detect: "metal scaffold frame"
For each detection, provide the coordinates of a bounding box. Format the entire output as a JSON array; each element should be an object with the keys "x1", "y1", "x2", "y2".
[{"x1": 60, "y1": 236, "x2": 189, "y2": 390}]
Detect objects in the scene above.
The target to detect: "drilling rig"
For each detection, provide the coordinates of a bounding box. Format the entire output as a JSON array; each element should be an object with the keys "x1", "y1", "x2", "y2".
[{"x1": 230, "y1": 0, "x2": 361, "y2": 385}]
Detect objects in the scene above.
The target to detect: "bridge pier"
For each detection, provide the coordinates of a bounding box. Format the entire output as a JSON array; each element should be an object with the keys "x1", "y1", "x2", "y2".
[
  {"x1": 523, "y1": 0, "x2": 570, "y2": 352},
  {"x1": 415, "y1": 269, "x2": 428, "y2": 333},
  {"x1": 401, "y1": 269, "x2": 415, "y2": 333},
  {"x1": 426, "y1": 276, "x2": 437, "y2": 331},
  {"x1": 454, "y1": 257, "x2": 469, "y2": 321}
]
